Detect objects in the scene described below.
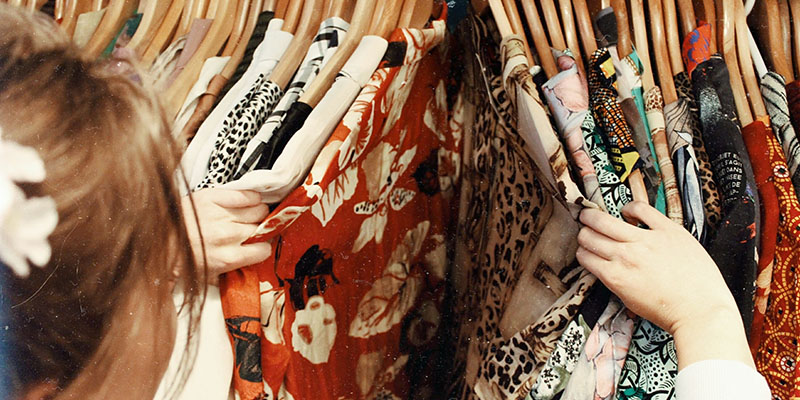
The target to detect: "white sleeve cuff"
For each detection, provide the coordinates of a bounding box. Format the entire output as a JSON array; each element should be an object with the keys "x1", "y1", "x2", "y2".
[{"x1": 675, "y1": 360, "x2": 771, "y2": 400}]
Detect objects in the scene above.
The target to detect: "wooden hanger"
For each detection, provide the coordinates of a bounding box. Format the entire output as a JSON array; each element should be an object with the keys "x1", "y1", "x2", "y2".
[
  {"x1": 8, "y1": 0, "x2": 23, "y2": 8},
  {"x1": 408, "y1": 0, "x2": 434, "y2": 29},
  {"x1": 275, "y1": 0, "x2": 289, "y2": 18},
  {"x1": 326, "y1": 0, "x2": 350, "y2": 20},
  {"x1": 559, "y1": 0, "x2": 586, "y2": 74},
  {"x1": 26, "y1": 0, "x2": 48, "y2": 11},
  {"x1": 780, "y1": 0, "x2": 794, "y2": 75},
  {"x1": 219, "y1": 0, "x2": 252, "y2": 57},
  {"x1": 61, "y1": 0, "x2": 94, "y2": 38},
  {"x1": 126, "y1": 0, "x2": 170, "y2": 55},
  {"x1": 220, "y1": 0, "x2": 264, "y2": 80},
  {"x1": 269, "y1": 0, "x2": 324, "y2": 90},
  {"x1": 736, "y1": 0, "x2": 767, "y2": 118},
  {"x1": 82, "y1": 0, "x2": 138, "y2": 59},
  {"x1": 92, "y1": 0, "x2": 104, "y2": 11},
  {"x1": 55, "y1": 0, "x2": 65, "y2": 20},
  {"x1": 175, "y1": 0, "x2": 203, "y2": 38},
  {"x1": 611, "y1": 0, "x2": 632, "y2": 58},
  {"x1": 630, "y1": 0, "x2": 656, "y2": 90},
  {"x1": 792, "y1": 0, "x2": 800, "y2": 78},
  {"x1": 281, "y1": 0, "x2": 304, "y2": 33},
  {"x1": 520, "y1": 0, "x2": 559, "y2": 77},
  {"x1": 204, "y1": 0, "x2": 221, "y2": 18},
  {"x1": 676, "y1": 0, "x2": 696, "y2": 37},
  {"x1": 542, "y1": 0, "x2": 567, "y2": 50},
  {"x1": 663, "y1": 0, "x2": 686, "y2": 75},
  {"x1": 751, "y1": 0, "x2": 791, "y2": 80},
  {"x1": 718, "y1": 0, "x2": 754, "y2": 125},
  {"x1": 650, "y1": 0, "x2": 678, "y2": 103},
  {"x1": 298, "y1": 0, "x2": 373, "y2": 108},
  {"x1": 140, "y1": 0, "x2": 186, "y2": 66},
  {"x1": 163, "y1": 0, "x2": 237, "y2": 117},
  {"x1": 369, "y1": 0, "x2": 402, "y2": 37},
  {"x1": 573, "y1": 0, "x2": 598, "y2": 56},
  {"x1": 263, "y1": 0, "x2": 276, "y2": 11},
  {"x1": 494, "y1": 0, "x2": 534, "y2": 65},
  {"x1": 488, "y1": 0, "x2": 514, "y2": 38},
  {"x1": 700, "y1": 0, "x2": 716, "y2": 53}
]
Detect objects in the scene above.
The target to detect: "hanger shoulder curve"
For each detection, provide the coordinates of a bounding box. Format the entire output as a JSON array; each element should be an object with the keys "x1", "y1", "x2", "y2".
[{"x1": 81, "y1": 0, "x2": 138, "y2": 59}]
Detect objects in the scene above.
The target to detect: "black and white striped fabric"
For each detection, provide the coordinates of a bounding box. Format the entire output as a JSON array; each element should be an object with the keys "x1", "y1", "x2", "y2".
[{"x1": 761, "y1": 71, "x2": 800, "y2": 191}]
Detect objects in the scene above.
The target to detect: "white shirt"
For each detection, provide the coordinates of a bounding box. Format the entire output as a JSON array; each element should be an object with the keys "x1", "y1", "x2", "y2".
[
  {"x1": 180, "y1": 19, "x2": 293, "y2": 195},
  {"x1": 676, "y1": 360, "x2": 771, "y2": 399},
  {"x1": 154, "y1": 286, "x2": 232, "y2": 400},
  {"x1": 224, "y1": 35, "x2": 388, "y2": 203}
]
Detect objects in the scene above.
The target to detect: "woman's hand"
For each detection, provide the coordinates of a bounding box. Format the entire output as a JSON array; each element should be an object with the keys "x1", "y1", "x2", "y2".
[
  {"x1": 182, "y1": 189, "x2": 271, "y2": 282},
  {"x1": 576, "y1": 202, "x2": 754, "y2": 369}
]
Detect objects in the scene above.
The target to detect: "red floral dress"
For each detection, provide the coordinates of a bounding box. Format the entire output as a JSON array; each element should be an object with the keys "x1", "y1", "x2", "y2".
[{"x1": 219, "y1": 13, "x2": 461, "y2": 400}]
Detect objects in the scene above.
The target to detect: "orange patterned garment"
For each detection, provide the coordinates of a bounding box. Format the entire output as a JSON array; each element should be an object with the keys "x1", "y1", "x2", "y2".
[
  {"x1": 744, "y1": 119, "x2": 800, "y2": 399},
  {"x1": 219, "y1": 14, "x2": 462, "y2": 400}
]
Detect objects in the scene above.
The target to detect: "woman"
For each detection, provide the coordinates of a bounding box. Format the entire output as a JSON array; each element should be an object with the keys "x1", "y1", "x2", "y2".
[
  {"x1": 0, "y1": 4, "x2": 770, "y2": 399},
  {"x1": 0, "y1": 5, "x2": 268, "y2": 399}
]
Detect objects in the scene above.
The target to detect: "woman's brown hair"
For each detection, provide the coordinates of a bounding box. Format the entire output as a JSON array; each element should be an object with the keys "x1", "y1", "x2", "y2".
[{"x1": 0, "y1": 5, "x2": 205, "y2": 399}]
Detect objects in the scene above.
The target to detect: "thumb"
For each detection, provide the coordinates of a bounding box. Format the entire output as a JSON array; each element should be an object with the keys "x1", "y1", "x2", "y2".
[
  {"x1": 620, "y1": 201, "x2": 672, "y2": 230},
  {"x1": 207, "y1": 189, "x2": 263, "y2": 209}
]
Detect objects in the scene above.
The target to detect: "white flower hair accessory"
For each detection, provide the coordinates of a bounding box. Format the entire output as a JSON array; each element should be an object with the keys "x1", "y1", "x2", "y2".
[{"x1": 0, "y1": 126, "x2": 58, "y2": 277}]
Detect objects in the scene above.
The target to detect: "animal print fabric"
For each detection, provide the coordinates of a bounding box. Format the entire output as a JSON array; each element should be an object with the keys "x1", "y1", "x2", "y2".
[
  {"x1": 219, "y1": 14, "x2": 460, "y2": 400},
  {"x1": 503, "y1": 36, "x2": 598, "y2": 218},
  {"x1": 761, "y1": 71, "x2": 800, "y2": 193},
  {"x1": 525, "y1": 285, "x2": 612, "y2": 400},
  {"x1": 744, "y1": 119, "x2": 800, "y2": 399},
  {"x1": 674, "y1": 71, "x2": 721, "y2": 237},
  {"x1": 199, "y1": 18, "x2": 349, "y2": 189},
  {"x1": 235, "y1": 17, "x2": 350, "y2": 175},
  {"x1": 195, "y1": 78, "x2": 283, "y2": 190},
  {"x1": 446, "y1": 17, "x2": 593, "y2": 400}
]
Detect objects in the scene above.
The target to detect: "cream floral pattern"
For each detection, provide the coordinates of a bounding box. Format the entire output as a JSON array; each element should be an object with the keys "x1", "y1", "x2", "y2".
[
  {"x1": 291, "y1": 295, "x2": 337, "y2": 364},
  {"x1": 349, "y1": 221, "x2": 429, "y2": 338},
  {"x1": 352, "y1": 141, "x2": 418, "y2": 252}
]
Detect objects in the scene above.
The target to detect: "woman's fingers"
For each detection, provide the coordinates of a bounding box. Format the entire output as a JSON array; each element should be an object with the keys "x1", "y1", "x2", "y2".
[
  {"x1": 207, "y1": 189, "x2": 262, "y2": 208},
  {"x1": 227, "y1": 203, "x2": 270, "y2": 224},
  {"x1": 579, "y1": 207, "x2": 642, "y2": 242},
  {"x1": 621, "y1": 201, "x2": 674, "y2": 231},
  {"x1": 577, "y1": 225, "x2": 626, "y2": 261},
  {"x1": 576, "y1": 245, "x2": 615, "y2": 280}
]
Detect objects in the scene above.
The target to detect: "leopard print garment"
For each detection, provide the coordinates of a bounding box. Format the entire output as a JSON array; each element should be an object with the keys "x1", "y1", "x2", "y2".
[
  {"x1": 673, "y1": 72, "x2": 721, "y2": 234},
  {"x1": 196, "y1": 77, "x2": 283, "y2": 189},
  {"x1": 447, "y1": 15, "x2": 558, "y2": 399},
  {"x1": 447, "y1": 15, "x2": 595, "y2": 400}
]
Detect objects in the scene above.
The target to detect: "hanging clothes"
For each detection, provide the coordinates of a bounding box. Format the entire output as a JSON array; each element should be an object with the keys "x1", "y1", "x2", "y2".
[
  {"x1": 525, "y1": 284, "x2": 612, "y2": 400},
  {"x1": 674, "y1": 71, "x2": 722, "y2": 237},
  {"x1": 445, "y1": 15, "x2": 592, "y2": 400},
  {"x1": 541, "y1": 51, "x2": 607, "y2": 212},
  {"x1": 175, "y1": 11, "x2": 277, "y2": 145},
  {"x1": 762, "y1": 72, "x2": 800, "y2": 194},
  {"x1": 233, "y1": 17, "x2": 351, "y2": 177},
  {"x1": 664, "y1": 89, "x2": 706, "y2": 241},
  {"x1": 180, "y1": 18, "x2": 293, "y2": 192},
  {"x1": 219, "y1": 14, "x2": 459, "y2": 400},
  {"x1": 645, "y1": 87, "x2": 683, "y2": 224},
  {"x1": 587, "y1": 48, "x2": 643, "y2": 184},
  {"x1": 223, "y1": 36, "x2": 388, "y2": 203},
  {"x1": 682, "y1": 24, "x2": 759, "y2": 330},
  {"x1": 743, "y1": 118, "x2": 800, "y2": 399}
]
